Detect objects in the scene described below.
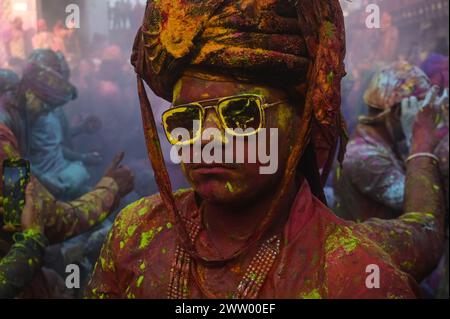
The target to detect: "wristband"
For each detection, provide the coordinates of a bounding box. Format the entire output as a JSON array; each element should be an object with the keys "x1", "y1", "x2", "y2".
[{"x1": 406, "y1": 152, "x2": 440, "y2": 164}]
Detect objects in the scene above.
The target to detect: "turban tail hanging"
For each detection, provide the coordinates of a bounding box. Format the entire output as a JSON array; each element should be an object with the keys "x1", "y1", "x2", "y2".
[{"x1": 132, "y1": 0, "x2": 348, "y2": 263}]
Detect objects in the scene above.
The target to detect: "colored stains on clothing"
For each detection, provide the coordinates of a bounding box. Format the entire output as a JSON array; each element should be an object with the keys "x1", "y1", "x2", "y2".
[
  {"x1": 299, "y1": 288, "x2": 322, "y2": 299},
  {"x1": 139, "y1": 226, "x2": 164, "y2": 250},
  {"x1": 100, "y1": 256, "x2": 115, "y2": 272},
  {"x1": 136, "y1": 275, "x2": 144, "y2": 288},
  {"x1": 325, "y1": 226, "x2": 360, "y2": 256},
  {"x1": 401, "y1": 212, "x2": 436, "y2": 231}
]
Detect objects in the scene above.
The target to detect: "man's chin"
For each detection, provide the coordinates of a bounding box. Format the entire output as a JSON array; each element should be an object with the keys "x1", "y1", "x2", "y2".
[{"x1": 194, "y1": 182, "x2": 244, "y2": 204}]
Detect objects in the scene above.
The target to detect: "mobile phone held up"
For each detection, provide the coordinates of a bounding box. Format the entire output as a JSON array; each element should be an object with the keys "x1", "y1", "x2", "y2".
[{"x1": 2, "y1": 159, "x2": 31, "y2": 229}]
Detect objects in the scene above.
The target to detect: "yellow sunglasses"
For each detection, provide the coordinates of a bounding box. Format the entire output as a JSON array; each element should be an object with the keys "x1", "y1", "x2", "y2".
[{"x1": 161, "y1": 94, "x2": 285, "y2": 145}]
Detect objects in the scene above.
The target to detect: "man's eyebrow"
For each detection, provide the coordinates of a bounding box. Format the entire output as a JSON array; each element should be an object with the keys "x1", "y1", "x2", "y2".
[{"x1": 172, "y1": 96, "x2": 223, "y2": 107}]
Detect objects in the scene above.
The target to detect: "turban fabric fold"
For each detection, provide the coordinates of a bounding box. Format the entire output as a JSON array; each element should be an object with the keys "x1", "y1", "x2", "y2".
[{"x1": 132, "y1": 0, "x2": 347, "y2": 265}]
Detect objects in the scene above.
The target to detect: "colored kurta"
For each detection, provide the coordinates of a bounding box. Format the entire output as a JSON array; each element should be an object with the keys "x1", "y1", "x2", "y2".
[{"x1": 87, "y1": 180, "x2": 442, "y2": 299}]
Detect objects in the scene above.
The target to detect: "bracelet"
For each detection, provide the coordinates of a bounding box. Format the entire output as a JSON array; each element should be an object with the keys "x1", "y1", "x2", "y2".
[{"x1": 406, "y1": 152, "x2": 440, "y2": 163}]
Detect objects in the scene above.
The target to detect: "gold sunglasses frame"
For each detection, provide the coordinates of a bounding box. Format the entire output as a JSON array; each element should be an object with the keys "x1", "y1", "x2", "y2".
[{"x1": 162, "y1": 94, "x2": 285, "y2": 145}]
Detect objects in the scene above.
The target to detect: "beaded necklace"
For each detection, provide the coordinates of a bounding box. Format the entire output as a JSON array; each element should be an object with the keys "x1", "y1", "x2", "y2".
[{"x1": 167, "y1": 217, "x2": 281, "y2": 299}]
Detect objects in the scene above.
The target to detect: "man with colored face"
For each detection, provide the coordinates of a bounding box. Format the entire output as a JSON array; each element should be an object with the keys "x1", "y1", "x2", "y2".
[
  {"x1": 0, "y1": 49, "x2": 134, "y2": 298},
  {"x1": 87, "y1": 0, "x2": 446, "y2": 299}
]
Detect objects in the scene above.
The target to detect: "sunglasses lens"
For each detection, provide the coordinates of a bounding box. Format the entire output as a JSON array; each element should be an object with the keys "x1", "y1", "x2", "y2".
[
  {"x1": 162, "y1": 105, "x2": 202, "y2": 144},
  {"x1": 219, "y1": 97, "x2": 262, "y2": 133}
]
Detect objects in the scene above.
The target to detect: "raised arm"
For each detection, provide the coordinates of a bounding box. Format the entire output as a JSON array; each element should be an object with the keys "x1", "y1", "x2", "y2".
[
  {"x1": 1, "y1": 125, "x2": 133, "y2": 245},
  {"x1": 356, "y1": 102, "x2": 448, "y2": 282},
  {"x1": 0, "y1": 181, "x2": 48, "y2": 299},
  {"x1": 42, "y1": 152, "x2": 134, "y2": 244}
]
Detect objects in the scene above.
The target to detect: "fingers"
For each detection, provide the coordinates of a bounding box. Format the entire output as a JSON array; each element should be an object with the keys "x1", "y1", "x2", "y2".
[
  {"x1": 422, "y1": 86, "x2": 439, "y2": 110},
  {"x1": 25, "y1": 179, "x2": 36, "y2": 197},
  {"x1": 410, "y1": 96, "x2": 419, "y2": 111},
  {"x1": 436, "y1": 89, "x2": 449, "y2": 108},
  {"x1": 401, "y1": 97, "x2": 409, "y2": 113},
  {"x1": 109, "y1": 151, "x2": 125, "y2": 169}
]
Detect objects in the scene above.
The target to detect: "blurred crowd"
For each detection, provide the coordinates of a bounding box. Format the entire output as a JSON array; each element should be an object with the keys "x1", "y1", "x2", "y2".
[
  {"x1": 0, "y1": 11, "x2": 187, "y2": 298},
  {"x1": 107, "y1": 0, "x2": 145, "y2": 31},
  {"x1": 341, "y1": 9, "x2": 448, "y2": 133},
  {"x1": 329, "y1": 4, "x2": 449, "y2": 299}
]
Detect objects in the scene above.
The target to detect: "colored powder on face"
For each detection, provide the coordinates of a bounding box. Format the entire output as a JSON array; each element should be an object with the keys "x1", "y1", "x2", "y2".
[
  {"x1": 225, "y1": 182, "x2": 234, "y2": 193},
  {"x1": 276, "y1": 105, "x2": 292, "y2": 132},
  {"x1": 401, "y1": 260, "x2": 414, "y2": 271}
]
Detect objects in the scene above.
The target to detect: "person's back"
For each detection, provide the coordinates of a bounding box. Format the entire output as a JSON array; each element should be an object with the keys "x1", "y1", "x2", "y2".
[
  {"x1": 333, "y1": 122, "x2": 405, "y2": 221},
  {"x1": 29, "y1": 112, "x2": 66, "y2": 177},
  {"x1": 0, "y1": 50, "x2": 133, "y2": 298}
]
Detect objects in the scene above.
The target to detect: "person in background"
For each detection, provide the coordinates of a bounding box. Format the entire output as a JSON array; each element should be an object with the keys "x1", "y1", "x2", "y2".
[
  {"x1": 5, "y1": 17, "x2": 30, "y2": 63},
  {"x1": 51, "y1": 21, "x2": 67, "y2": 57},
  {"x1": 0, "y1": 49, "x2": 134, "y2": 298},
  {"x1": 333, "y1": 62, "x2": 448, "y2": 298},
  {"x1": 25, "y1": 51, "x2": 102, "y2": 200},
  {"x1": 0, "y1": 180, "x2": 47, "y2": 299},
  {"x1": 32, "y1": 20, "x2": 54, "y2": 51},
  {"x1": 421, "y1": 53, "x2": 449, "y2": 91}
]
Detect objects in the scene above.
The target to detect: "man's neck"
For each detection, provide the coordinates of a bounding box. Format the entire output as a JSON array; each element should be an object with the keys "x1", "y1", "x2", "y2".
[{"x1": 201, "y1": 177, "x2": 299, "y2": 253}]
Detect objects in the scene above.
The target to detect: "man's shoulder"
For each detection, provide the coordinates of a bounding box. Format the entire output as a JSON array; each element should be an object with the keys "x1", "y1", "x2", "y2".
[
  {"x1": 323, "y1": 223, "x2": 417, "y2": 298},
  {"x1": 110, "y1": 189, "x2": 195, "y2": 245},
  {"x1": 116, "y1": 189, "x2": 194, "y2": 224}
]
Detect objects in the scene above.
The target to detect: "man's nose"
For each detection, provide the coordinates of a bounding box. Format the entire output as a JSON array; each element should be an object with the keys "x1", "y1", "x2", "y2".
[{"x1": 201, "y1": 108, "x2": 225, "y2": 145}]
